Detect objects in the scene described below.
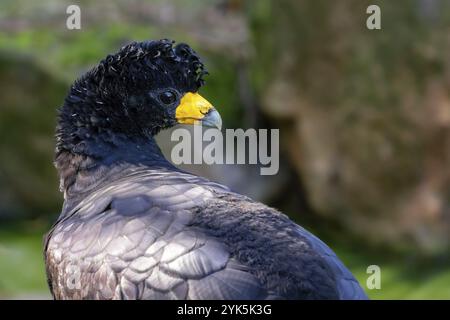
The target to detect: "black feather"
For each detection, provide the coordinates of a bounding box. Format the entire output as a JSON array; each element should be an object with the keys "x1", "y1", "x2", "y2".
[{"x1": 45, "y1": 39, "x2": 368, "y2": 300}]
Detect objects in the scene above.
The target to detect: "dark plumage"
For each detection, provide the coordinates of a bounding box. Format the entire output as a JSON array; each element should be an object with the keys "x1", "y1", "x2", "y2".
[{"x1": 45, "y1": 39, "x2": 368, "y2": 300}]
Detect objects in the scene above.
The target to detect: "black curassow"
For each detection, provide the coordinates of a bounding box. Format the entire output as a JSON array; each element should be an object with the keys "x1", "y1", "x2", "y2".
[{"x1": 44, "y1": 39, "x2": 368, "y2": 300}]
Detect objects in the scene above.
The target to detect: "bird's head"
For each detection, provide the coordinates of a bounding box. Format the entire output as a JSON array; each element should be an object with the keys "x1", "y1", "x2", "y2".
[
  {"x1": 55, "y1": 39, "x2": 223, "y2": 194},
  {"x1": 57, "y1": 39, "x2": 221, "y2": 156}
]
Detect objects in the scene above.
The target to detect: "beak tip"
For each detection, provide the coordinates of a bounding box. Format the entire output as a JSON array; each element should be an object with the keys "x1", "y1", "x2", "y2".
[{"x1": 201, "y1": 109, "x2": 222, "y2": 130}]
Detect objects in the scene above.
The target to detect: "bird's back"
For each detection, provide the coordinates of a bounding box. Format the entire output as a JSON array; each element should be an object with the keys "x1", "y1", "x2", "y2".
[{"x1": 45, "y1": 168, "x2": 367, "y2": 300}]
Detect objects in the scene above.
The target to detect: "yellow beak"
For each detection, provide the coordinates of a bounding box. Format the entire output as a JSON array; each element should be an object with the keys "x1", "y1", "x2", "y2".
[{"x1": 175, "y1": 92, "x2": 222, "y2": 130}]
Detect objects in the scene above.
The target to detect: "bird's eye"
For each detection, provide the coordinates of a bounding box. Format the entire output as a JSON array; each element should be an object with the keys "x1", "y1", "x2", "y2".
[{"x1": 159, "y1": 90, "x2": 177, "y2": 105}]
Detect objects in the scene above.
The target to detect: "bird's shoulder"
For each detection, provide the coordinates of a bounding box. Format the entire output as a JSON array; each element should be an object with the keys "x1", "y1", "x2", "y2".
[
  {"x1": 46, "y1": 168, "x2": 366, "y2": 299},
  {"x1": 188, "y1": 192, "x2": 368, "y2": 299},
  {"x1": 45, "y1": 169, "x2": 269, "y2": 299}
]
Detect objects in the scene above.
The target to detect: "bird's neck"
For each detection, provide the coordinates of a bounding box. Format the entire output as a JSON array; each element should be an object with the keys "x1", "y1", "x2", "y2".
[{"x1": 55, "y1": 133, "x2": 172, "y2": 205}]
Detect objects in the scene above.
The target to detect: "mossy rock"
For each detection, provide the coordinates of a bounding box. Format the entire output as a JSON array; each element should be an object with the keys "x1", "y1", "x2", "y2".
[
  {"x1": 0, "y1": 50, "x2": 67, "y2": 219},
  {"x1": 253, "y1": 0, "x2": 450, "y2": 253}
]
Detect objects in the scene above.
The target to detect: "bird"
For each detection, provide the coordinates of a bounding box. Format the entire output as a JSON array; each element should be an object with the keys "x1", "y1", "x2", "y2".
[{"x1": 44, "y1": 39, "x2": 368, "y2": 300}]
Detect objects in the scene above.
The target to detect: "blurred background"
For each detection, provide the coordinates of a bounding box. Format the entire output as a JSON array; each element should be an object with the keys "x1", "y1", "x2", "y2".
[{"x1": 1, "y1": 0, "x2": 450, "y2": 299}]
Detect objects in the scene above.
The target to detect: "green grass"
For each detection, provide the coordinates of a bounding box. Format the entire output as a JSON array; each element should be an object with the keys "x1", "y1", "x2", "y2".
[
  {"x1": 334, "y1": 247, "x2": 450, "y2": 299},
  {"x1": 0, "y1": 221, "x2": 51, "y2": 299},
  {"x1": 0, "y1": 221, "x2": 449, "y2": 299}
]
